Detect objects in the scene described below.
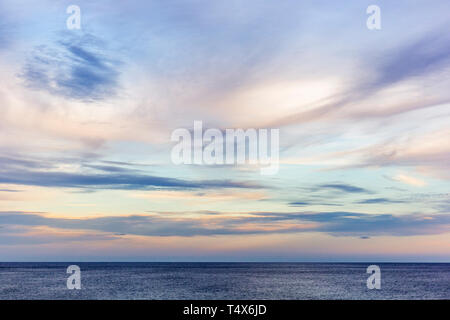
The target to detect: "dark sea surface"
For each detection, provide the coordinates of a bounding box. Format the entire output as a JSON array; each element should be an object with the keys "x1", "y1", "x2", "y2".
[{"x1": 0, "y1": 263, "x2": 448, "y2": 300}]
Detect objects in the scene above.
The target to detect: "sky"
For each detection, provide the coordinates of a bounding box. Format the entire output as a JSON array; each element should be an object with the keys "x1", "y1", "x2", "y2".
[{"x1": 0, "y1": 0, "x2": 449, "y2": 262}]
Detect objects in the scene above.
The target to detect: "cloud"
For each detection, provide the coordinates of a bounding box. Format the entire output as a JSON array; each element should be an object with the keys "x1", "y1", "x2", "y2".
[
  {"x1": 0, "y1": 224, "x2": 118, "y2": 245},
  {"x1": 372, "y1": 33, "x2": 450, "y2": 87},
  {"x1": 0, "y1": 189, "x2": 21, "y2": 193},
  {"x1": 264, "y1": 30, "x2": 450, "y2": 129},
  {"x1": 0, "y1": 1, "x2": 448, "y2": 260},
  {"x1": 134, "y1": 189, "x2": 267, "y2": 202},
  {"x1": 20, "y1": 33, "x2": 122, "y2": 101},
  {"x1": 356, "y1": 198, "x2": 404, "y2": 204},
  {"x1": 0, "y1": 155, "x2": 260, "y2": 191},
  {"x1": 288, "y1": 200, "x2": 342, "y2": 207},
  {"x1": 393, "y1": 174, "x2": 427, "y2": 187},
  {"x1": 318, "y1": 184, "x2": 370, "y2": 194},
  {"x1": 82, "y1": 164, "x2": 140, "y2": 173},
  {"x1": 0, "y1": 169, "x2": 259, "y2": 191},
  {"x1": 309, "y1": 127, "x2": 450, "y2": 180},
  {"x1": 253, "y1": 211, "x2": 450, "y2": 237},
  {"x1": 288, "y1": 201, "x2": 311, "y2": 206},
  {"x1": 0, "y1": 156, "x2": 53, "y2": 170},
  {"x1": 1, "y1": 210, "x2": 448, "y2": 239},
  {"x1": 0, "y1": 2, "x2": 16, "y2": 50}
]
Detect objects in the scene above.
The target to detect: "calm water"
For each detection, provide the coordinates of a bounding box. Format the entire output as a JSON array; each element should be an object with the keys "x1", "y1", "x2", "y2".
[{"x1": 0, "y1": 263, "x2": 448, "y2": 299}]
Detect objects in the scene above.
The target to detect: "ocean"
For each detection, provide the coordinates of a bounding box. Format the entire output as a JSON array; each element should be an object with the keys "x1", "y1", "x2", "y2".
[{"x1": 0, "y1": 263, "x2": 448, "y2": 299}]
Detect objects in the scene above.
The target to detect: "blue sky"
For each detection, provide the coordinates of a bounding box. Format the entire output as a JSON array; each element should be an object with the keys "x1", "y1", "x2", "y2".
[{"x1": 0, "y1": 0, "x2": 449, "y2": 261}]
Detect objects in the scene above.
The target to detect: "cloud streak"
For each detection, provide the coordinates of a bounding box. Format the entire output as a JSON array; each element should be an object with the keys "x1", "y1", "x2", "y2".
[
  {"x1": 0, "y1": 169, "x2": 259, "y2": 191},
  {"x1": 317, "y1": 184, "x2": 370, "y2": 194},
  {"x1": 355, "y1": 198, "x2": 404, "y2": 204},
  {"x1": 1, "y1": 210, "x2": 448, "y2": 238},
  {"x1": 0, "y1": 155, "x2": 260, "y2": 191},
  {"x1": 372, "y1": 33, "x2": 450, "y2": 87}
]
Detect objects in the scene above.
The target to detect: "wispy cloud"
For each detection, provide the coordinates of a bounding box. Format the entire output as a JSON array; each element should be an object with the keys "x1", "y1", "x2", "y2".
[
  {"x1": 0, "y1": 168, "x2": 259, "y2": 191},
  {"x1": 288, "y1": 201, "x2": 312, "y2": 206},
  {"x1": 372, "y1": 33, "x2": 450, "y2": 87},
  {"x1": 0, "y1": 224, "x2": 118, "y2": 245},
  {"x1": 265, "y1": 30, "x2": 450, "y2": 129},
  {"x1": 21, "y1": 33, "x2": 122, "y2": 101},
  {"x1": 0, "y1": 189, "x2": 21, "y2": 193},
  {"x1": 0, "y1": 155, "x2": 260, "y2": 191},
  {"x1": 393, "y1": 174, "x2": 427, "y2": 187},
  {"x1": 355, "y1": 198, "x2": 404, "y2": 204},
  {"x1": 318, "y1": 184, "x2": 370, "y2": 194}
]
